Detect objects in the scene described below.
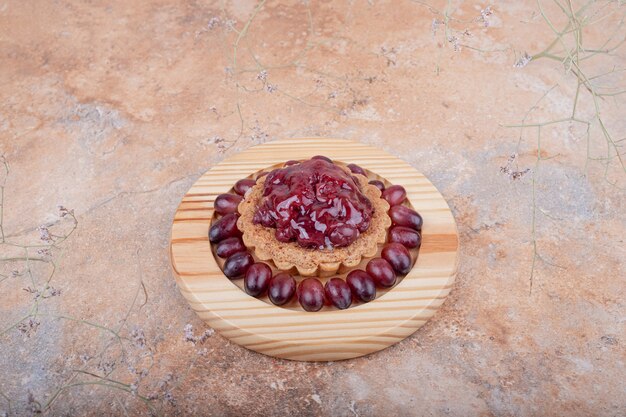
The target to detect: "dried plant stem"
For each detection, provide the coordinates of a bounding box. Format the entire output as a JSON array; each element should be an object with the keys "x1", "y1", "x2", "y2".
[
  {"x1": 0, "y1": 158, "x2": 162, "y2": 414},
  {"x1": 0, "y1": 156, "x2": 8, "y2": 243},
  {"x1": 0, "y1": 389, "x2": 11, "y2": 415},
  {"x1": 529, "y1": 126, "x2": 542, "y2": 295},
  {"x1": 42, "y1": 379, "x2": 158, "y2": 416},
  {"x1": 231, "y1": 0, "x2": 267, "y2": 141},
  {"x1": 239, "y1": 4, "x2": 341, "y2": 116},
  {"x1": 507, "y1": 0, "x2": 625, "y2": 293}
]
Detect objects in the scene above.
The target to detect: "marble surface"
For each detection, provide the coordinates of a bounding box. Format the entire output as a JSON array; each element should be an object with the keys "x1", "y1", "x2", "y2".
[{"x1": 1, "y1": 0, "x2": 624, "y2": 415}]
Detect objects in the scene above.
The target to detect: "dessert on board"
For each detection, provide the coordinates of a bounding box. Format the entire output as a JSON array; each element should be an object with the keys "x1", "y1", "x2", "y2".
[{"x1": 208, "y1": 156, "x2": 423, "y2": 312}]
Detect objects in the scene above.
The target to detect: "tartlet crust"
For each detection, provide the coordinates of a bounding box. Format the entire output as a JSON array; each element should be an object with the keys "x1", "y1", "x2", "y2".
[{"x1": 237, "y1": 170, "x2": 391, "y2": 276}]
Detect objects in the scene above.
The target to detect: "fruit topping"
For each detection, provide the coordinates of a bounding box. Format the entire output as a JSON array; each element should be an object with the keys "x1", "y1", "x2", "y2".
[
  {"x1": 253, "y1": 158, "x2": 374, "y2": 249},
  {"x1": 311, "y1": 155, "x2": 332, "y2": 163}
]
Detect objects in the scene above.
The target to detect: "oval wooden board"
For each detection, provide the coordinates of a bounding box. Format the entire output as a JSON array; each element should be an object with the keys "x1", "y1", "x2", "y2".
[{"x1": 170, "y1": 138, "x2": 459, "y2": 361}]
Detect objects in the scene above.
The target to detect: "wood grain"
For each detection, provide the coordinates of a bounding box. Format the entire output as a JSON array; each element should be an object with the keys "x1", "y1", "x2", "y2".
[{"x1": 170, "y1": 138, "x2": 459, "y2": 361}]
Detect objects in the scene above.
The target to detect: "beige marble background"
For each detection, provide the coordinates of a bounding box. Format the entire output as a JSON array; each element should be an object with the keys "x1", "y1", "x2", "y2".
[{"x1": 1, "y1": 0, "x2": 625, "y2": 416}]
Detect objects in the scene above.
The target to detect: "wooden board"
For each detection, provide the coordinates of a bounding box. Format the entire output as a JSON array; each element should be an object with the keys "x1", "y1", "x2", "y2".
[{"x1": 170, "y1": 138, "x2": 459, "y2": 361}]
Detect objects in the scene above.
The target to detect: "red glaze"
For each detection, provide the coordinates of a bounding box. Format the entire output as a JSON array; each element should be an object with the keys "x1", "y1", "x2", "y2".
[
  {"x1": 253, "y1": 158, "x2": 374, "y2": 249},
  {"x1": 311, "y1": 155, "x2": 332, "y2": 163}
]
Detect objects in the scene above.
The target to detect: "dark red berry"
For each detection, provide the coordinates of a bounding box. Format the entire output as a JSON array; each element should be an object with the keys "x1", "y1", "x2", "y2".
[
  {"x1": 381, "y1": 243, "x2": 412, "y2": 275},
  {"x1": 347, "y1": 163, "x2": 367, "y2": 176},
  {"x1": 297, "y1": 278, "x2": 325, "y2": 312},
  {"x1": 234, "y1": 179, "x2": 256, "y2": 196},
  {"x1": 215, "y1": 237, "x2": 246, "y2": 258},
  {"x1": 329, "y1": 224, "x2": 359, "y2": 246},
  {"x1": 382, "y1": 185, "x2": 407, "y2": 206},
  {"x1": 324, "y1": 278, "x2": 352, "y2": 310},
  {"x1": 223, "y1": 251, "x2": 253, "y2": 279},
  {"x1": 346, "y1": 270, "x2": 376, "y2": 302},
  {"x1": 368, "y1": 180, "x2": 385, "y2": 192},
  {"x1": 214, "y1": 193, "x2": 243, "y2": 215},
  {"x1": 244, "y1": 263, "x2": 272, "y2": 297},
  {"x1": 311, "y1": 155, "x2": 332, "y2": 163},
  {"x1": 209, "y1": 213, "x2": 241, "y2": 243},
  {"x1": 389, "y1": 226, "x2": 421, "y2": 249},
  {"x1": 366, "y1": 258, "x2": 397, "y2": 288},
  {"x1": 389, "y1": 205, "x2": 423, "y2": 230},
  {"x1": 268, "y1": 273, "x2": 296, "y2": 306}
]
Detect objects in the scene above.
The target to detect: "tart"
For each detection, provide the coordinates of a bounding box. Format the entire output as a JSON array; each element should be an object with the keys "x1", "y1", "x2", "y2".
[{"x1": 237, "y1": 158, "x2": 391, "y2": 276}]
